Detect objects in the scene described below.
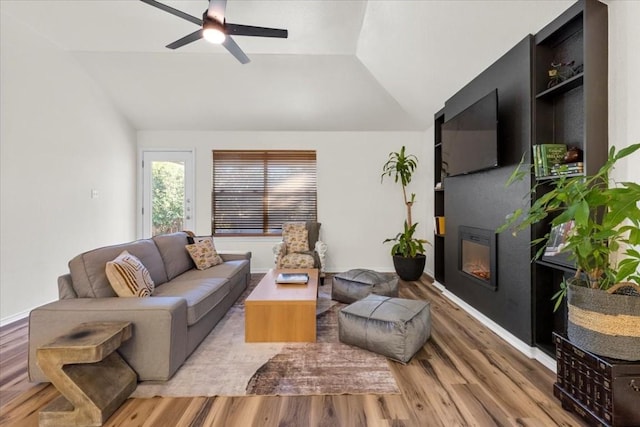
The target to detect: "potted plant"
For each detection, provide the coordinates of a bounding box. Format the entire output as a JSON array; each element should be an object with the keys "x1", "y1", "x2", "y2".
[
  {"x1": 498, "y1": 143, "x2": 640, "y2": 360},
  {"x1": 381, "y1": 146, "x2": 429, "y2": 281}
]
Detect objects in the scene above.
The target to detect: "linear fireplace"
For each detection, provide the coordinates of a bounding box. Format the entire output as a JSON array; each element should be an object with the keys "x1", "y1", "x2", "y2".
[{"x1": 458, "y1": 226, "x2": 497, "y2": 291}]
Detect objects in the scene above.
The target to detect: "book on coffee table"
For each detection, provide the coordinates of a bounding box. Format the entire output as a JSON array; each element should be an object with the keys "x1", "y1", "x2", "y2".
[{"x1": 276, "y1": 273, "x2": 309, "y2": 284}]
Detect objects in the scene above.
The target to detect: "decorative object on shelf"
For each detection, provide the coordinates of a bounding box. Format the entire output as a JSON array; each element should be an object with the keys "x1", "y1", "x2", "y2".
[
  {"x1": 498, "y1": 143, "x2": 640, "y2": 361},
  {"x1": 381, "y1": 146, "x2": 429, "y2": 281},
  {"x1": 533, "y1": 143, "x2": 569, "y2": 177},
  {"x1": 434, "y1": 216, "x2": 446, "y2": 236},
  {"x1": 543, "y1": 220, "x2": 574, "y2": 258},
  {"x1": 547, "y1": 60, "x2": 580, "y2": 88},
  {"x1": 563, "y1": 145, "x2": 584, "y2": 163}
]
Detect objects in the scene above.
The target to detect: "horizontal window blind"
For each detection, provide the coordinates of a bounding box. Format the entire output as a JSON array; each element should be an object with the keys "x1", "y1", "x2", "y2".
[{"x1": 212, "y1": 150, "x2": 317, "y2": 235}]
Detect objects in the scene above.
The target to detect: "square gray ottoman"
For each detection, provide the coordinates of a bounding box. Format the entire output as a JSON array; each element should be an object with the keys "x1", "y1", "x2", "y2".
[
  {"x1": 338, "y1": 294, "x2": 431, "y2": 363},
  {"x1": 332, "y1": 269, "x2": 398, "y2": 304}
]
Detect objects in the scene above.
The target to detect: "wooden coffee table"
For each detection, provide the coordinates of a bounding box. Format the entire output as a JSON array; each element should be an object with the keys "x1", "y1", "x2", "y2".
[{"x1": 245, "y1": 268, "x2": 318, "y2": 342}]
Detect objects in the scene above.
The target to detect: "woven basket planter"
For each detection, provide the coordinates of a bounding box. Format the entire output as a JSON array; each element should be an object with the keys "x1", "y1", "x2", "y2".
[{"x1": 567, "y1": 284, "x2": 640, "y2": 361}]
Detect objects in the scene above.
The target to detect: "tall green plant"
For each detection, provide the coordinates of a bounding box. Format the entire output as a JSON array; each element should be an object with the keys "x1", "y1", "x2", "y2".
[
  {"x1": 381, "y1": 146, "x2": 418, "y2": 227},
  {"x1": 383, "y1": 221, "x2": 428, "y2": 258},
  {"x1": 381, "y1": 146, "x2": 429, "y2": 257},
  {"x1": 498, "y1": 143, "x2": 640, "y2": 307}
]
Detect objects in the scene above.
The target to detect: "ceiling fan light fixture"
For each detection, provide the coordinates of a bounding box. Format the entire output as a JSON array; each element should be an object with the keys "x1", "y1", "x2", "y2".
[
  {"x1": 203, "y1": 27, "x2": 226, "y2": 44},
  {"x1": 203, "y1": 18, "x2": 226, "y2": 44}
]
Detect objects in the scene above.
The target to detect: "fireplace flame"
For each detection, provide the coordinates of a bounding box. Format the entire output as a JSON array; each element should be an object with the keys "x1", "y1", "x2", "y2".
[{"x1": 463, "y1": 260, "x2": 490, "y2": 281}]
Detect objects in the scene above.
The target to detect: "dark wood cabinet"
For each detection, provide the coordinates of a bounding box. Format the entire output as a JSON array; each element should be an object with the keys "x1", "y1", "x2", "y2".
[
  {"x1": 554, "y1": 333, "x2": 640, "y2": 426},
  {"x1": 530, "y1": 0, "x2": 608, "y2": 356}
]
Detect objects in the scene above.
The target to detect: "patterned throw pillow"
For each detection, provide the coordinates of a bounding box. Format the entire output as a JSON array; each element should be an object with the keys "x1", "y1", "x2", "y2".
[
  {"x1": 283, "y1": 222, "x2": 309, "y2": 253},
  {"x1": 185, "y1": 238, "x2": 223, "y2": 270},
  {"x1": 105, "y1": 251, "x2": 155, "y2": 297}
]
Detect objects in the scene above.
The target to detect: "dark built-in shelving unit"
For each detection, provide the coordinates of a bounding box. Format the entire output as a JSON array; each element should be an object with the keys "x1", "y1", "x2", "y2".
[
  {"x1": 531, "y1": 0, "x2": 608, "y2": 356},
  {"x1": 432, "y1": 0, "x2": 608, "y2": 359},
  {"x1": 433, "y1": 108, "x2": 445, "y2": 285}
]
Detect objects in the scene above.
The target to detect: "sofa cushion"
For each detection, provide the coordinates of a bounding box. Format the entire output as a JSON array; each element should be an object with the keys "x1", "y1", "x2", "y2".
[
  {"x1": 152, "y1": 278, "x2": 229, "y2": 325},
  {"x1": 69, "y1": 239, "x2": 168, "y2": 298},
  {"x1": 105, "y1": 251, "x2": 155, "y2": 297},
  {"x1": 279, "y1": 252, "x2": 315, "y2": 269},
  {"x1": 172, "y1": 259, "x2": 249, "y2": 281},
  {"x1": 152, "y1": 232, "x2": 195, "y2": 280},
  {"x1": 185, "y1": 239, "x2": 223, "y2": 270},
  {"x1": 283, "y1": 222, "x2": 309, "y2": 253}
]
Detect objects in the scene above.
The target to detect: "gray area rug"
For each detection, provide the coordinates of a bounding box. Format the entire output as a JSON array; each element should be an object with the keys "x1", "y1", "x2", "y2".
[{"x1": 132, "y1": 276, "x2": 400, "y2": 397}]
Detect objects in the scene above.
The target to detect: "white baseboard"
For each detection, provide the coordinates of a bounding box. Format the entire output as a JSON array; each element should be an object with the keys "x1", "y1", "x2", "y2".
[
  {"x1": 1, "y1": 308, "x2": 30, "y2": 327},
  {"x1": 432, "y1": 280, "x2": 446, "y2": 292},
  {"x1": 442, "y1": 289, "x2": 556, "y2": 373}
]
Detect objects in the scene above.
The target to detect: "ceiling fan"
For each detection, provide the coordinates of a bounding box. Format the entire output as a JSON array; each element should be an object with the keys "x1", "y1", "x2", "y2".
[{"x1": 140, "y1": 0, "x2": 288, "y2": 64}]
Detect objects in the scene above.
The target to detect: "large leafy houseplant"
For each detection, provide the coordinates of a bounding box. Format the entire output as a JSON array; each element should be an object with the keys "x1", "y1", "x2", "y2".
[
  {"x1": 499, "y1": 143, "x2": 640, "y2": 360},
  {"x1": 381, "y1": 146, "x2": 429, "y2": 280},
  {"x1": 499, "y1": 143, "x2": 640, "y2": 300}
]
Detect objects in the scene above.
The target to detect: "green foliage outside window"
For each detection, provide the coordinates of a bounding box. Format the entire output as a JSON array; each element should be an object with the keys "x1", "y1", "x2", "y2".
[{"x1": 152, "y1": 162, "x2": 185, "y2": 236}]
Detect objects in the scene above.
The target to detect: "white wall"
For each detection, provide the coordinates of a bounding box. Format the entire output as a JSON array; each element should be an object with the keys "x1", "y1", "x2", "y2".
[
  {"x1": 0, "y1": 13, "x2": 137, "y2": 324},
  {"x1": 138, "y1": 131, "x2": 430, "y2": 273},
  {"x1": 607, "y1": 0, "x2": 640, "y2": 183}
]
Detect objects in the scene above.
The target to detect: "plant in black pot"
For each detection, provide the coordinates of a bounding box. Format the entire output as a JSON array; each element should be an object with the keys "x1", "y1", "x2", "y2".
[
  {"x1": 499, "y1": 143, "x2": 640, "y2": 361},
  {"x1": 381, "y1": 146, "x2": 429, "y2": 281}
]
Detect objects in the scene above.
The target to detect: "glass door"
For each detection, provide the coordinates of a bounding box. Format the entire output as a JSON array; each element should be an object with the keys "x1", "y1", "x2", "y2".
[{"x1": 141, "y1": 150, "x2": 194, "y2": 238}]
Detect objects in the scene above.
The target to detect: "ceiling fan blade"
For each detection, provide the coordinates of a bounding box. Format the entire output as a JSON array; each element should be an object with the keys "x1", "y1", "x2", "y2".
[
  {"x1": 207, "y1": 0, "x2": 227, "y2": 22},
  {"x1": 140, "y1": 0, "x2": 202, "y2": 26},
  {"x1": 222, "y1": 36, "x2": 250, "y2": 64},
  {"x1": 166, "y1": 30, "x2": 204, "y2": 50},
  {"x1": 225, "y1": 23, "x2": 288, "y2": 38}
]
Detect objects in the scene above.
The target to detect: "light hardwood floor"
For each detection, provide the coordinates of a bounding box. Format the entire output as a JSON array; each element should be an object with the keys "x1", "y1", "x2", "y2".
[{"x1": 0, "y1": 275, "x2": 585, "y2": 426}]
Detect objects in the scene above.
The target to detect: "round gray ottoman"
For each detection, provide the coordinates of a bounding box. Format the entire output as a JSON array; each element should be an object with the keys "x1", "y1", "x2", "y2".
[
  {"x1": 331, "y1": 269, "x2": 398, "y2": 304},
  {"x1": 338, "y1": 294, "x2": 431, "y2": 363}
]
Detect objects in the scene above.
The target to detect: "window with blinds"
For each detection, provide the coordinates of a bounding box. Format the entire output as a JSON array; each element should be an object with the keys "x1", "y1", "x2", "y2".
[{"x1": 212, "y1": 150, "x2": 317, "y2": 235}]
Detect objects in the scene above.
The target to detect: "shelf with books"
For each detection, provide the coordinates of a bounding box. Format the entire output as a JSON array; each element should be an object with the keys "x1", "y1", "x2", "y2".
[
  {"x1": 530, "y1": 0, "x2": 608, "y2": 357},
  {"x1": 532, "y1": 144, "x2": 584, "y2": 179},
  {"x1": 433, "y1": 108, "x2": 445, "y2": 284}
]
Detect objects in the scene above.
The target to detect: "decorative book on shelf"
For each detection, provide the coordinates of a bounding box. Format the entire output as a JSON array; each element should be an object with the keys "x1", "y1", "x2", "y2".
[
  {"x1": 542, "y1": 220, "x2": 575, "y2": 267},
  {"x1": 434, "y1": 216, "x2": 446, "y2": 235},
  {"x1": 533, "y1": 144, "x2": 574, "y2": 178},
  {"x1": 276, "y1": 273, "x2": 309, "y2": 284}
]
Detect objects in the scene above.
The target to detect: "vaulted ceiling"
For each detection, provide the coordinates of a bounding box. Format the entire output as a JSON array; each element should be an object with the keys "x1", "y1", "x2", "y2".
[{"x1": 1, "y1": 0, "x2": 573, "y2": 131}]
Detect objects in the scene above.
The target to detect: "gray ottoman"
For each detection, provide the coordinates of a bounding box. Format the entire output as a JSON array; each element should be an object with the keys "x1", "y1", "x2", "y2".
[
  {"x1": 332, "y1": 269, "x2": 398, "y2": 304},
  {"x1": 338, "y1": 294, "x2": 431, "y2": 363}
]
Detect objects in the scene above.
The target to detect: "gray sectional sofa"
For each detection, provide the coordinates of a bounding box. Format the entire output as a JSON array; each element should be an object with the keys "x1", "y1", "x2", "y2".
[{"x1": 28, "y1": 231, "x2": 251, "y2": 382}]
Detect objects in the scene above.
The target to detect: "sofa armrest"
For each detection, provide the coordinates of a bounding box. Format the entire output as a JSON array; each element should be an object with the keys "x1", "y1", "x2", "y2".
[
  {"x1": 272, "y1": 241, "x2": 286, "y2": 268},
  {"x1": 28, "y1": 296, "x2": 188, "y2": 382},
  {"x1": 219, "y1": 251, "x2": 252, "y2": 262},
  {"x1": 57, "y1": 274, "x2": 77, "y2": 299},
  {"x1": 315, "y1": 240, "x2": 328, "y2": 274}
]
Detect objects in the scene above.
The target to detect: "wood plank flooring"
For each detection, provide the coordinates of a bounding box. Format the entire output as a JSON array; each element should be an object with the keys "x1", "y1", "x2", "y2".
[{"x1": 0, "y1": 275, "x2": 586, "y2": 426}]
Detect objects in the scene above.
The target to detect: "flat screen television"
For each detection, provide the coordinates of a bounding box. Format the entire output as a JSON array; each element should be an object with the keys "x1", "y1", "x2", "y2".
[{"x1": 442, "y1": 89, "x2": 499, "y2": 177}]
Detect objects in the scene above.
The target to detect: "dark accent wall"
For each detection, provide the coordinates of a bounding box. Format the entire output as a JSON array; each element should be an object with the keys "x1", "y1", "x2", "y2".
[{"x1": 443, "y1": 36, "x2": 534, "y2": 344}]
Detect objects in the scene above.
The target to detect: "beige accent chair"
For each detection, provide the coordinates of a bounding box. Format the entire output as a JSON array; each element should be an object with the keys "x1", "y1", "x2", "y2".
[{"x1": 273, "y1": 221, "x2": 327, "y2": 284}]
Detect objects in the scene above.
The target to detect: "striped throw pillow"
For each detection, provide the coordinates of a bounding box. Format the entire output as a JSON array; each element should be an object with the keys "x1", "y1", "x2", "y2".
[{"x1": 106, "y1": 251, "x2": 155, "y2": 297}]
